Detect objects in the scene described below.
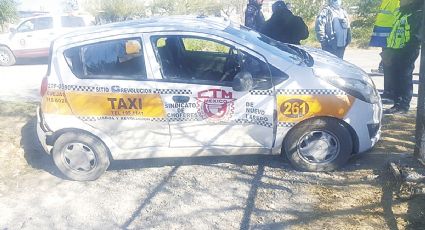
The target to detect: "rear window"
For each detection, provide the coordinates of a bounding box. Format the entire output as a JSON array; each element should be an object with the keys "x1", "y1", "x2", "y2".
[
  {"x1": 61, "y1": 16, "x2": 85, "y2": 28},
  {"x1": 64, "y1": 38, "x2": 147, "y2": 80}
]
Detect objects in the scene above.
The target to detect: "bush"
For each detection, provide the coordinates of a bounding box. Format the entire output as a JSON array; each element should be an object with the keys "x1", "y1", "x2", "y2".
[{"x1": 350, "y1": 17, "x2": 375, "y2": 48}]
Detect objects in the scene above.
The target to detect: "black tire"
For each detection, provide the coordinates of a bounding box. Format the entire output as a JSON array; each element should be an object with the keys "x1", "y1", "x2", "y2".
[
  {"x1": 283, "y1": 117, "x2": 353, "y2": 172},
  {"x1": 52, "y1": 132, "x2": 110, "y2": 181},
  {"x1": 0, "y1": 46, "x2": 16, "y2": 66}
]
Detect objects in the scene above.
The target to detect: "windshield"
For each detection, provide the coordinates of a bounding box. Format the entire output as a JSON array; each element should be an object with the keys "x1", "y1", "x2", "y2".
[{"x1": 225, "y1": 24, "x2": 314, "y2": 67}]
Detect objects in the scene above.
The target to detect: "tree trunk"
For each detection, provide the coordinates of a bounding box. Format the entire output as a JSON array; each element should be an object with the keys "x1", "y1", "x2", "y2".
[{"x1": 414, "y1": 2, "x2": 425, "y2": 165}]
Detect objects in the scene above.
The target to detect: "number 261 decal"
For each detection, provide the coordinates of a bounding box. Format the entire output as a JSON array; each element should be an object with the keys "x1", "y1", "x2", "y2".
[{"x1": 280, "y1": 99, "x2": 309, "y2": 118}]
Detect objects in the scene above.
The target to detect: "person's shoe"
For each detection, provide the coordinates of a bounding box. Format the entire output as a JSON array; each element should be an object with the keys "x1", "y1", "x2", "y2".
[
  {"x1": 371, "y1": 68, "x2": 384, "y2": 74},
  {"x1": 381, "y1": 98, "x2": 394, "y2": 105},
  {"x1": 380, "y1": 93, "x2": 394, "y2": 105},
  {"x1": 371, "y1": 69, "x2": 383, "y2": 74},
  {"x1": 383, "y1": 105, "x2": 409, "y2": 115}
]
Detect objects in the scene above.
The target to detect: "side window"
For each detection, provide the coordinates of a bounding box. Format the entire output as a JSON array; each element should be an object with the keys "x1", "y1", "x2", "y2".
[
  {"x1": 239, "y1": 51, "x2": 270, "y2": 80},
  {"x1": 151, "y1": 35, "x2": 233, "y2": 83},
  {"x1": 34, "y1": 17, "x2": 53, "y2": 30},
  {"x1": 182, "y1": 38, "x2": 229, "y2": 54},
  {"x1": 64, "y1": 38, "x2": 147, "y2": 80},
  {"x1": 61, "y1": 16, "x2": 85, "y2": 28},
  {"x1": 18, "y1": 17, "x2": 53, "y2": 32},
  {"x1": 17, "y1": 19, "x2": 35, "y2": 32},
  {"x1": 151, "y1": 35, "x2": 276, "y2": 89}
]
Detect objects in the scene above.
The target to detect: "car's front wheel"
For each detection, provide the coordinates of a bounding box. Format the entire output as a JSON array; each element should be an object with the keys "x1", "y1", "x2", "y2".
[
  {"x1": 0, "y1": 46, "x2": 16, "y2": 66},
  {"x1": 283, "y1": 117, "x2": 353, "y2": 172},
  {"x1": 52, "y1": 132, "x2": 110, "y2": 181}
]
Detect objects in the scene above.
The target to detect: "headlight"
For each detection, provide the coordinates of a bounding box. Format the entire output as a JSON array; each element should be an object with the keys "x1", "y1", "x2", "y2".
[{"x1": 314, "y1": 68, "x2": 379, "y2": 104}]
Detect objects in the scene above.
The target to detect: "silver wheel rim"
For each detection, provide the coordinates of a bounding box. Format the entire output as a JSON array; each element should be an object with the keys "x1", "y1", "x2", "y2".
[
  {"x1": 61, "y1": 142, "x2": 97, "y2": 172},
  {"x1": 0, "y1": 51, "x2": 10, "y2": 64},
  {"x1": 297, "y1": 130, "x2": 340, "y2": 164}
]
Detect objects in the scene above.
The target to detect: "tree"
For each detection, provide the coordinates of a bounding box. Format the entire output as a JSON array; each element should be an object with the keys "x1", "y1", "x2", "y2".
[
  {"x1": 62, "y1": 0, "x2": 79, "y2": 13},
  {"x1": 149, "y1": 0, "x2": 175, "y2": 16},
  {"x1": 83, "y1": 0, "x2": 146, "y2": 24},
  {"x1": 290, "y1": 0, "x2": 325, "y2": 23},
  {"x1": 219, "y1": 0, "x2": 245, "y2": 21},
  {"x1": 0, "y1": 0, "x2": 17, "y2": 32},
  {"x1": 150, "y1": 0, "x2": 222, "y2": 16}
]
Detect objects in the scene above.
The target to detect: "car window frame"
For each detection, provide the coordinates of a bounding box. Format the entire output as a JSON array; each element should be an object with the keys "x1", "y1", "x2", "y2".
[
  {"x1": 61, "y1": 35, "x2": 151, "y2": 81},
  {"x1": 17, "y1": 19, "x2": 36, "y2": 33},
  {"x1": 17, "y1": 17, "x2": 54, "y2": 33},
  {"x1": 148, "y1": 32, "x2": 276, "y2": 88}
]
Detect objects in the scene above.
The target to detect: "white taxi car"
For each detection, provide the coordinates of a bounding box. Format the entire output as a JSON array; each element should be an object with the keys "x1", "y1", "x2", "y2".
[
  {"x1": 0, "y1": 14, "x2": 88, "y2": 66},
  {"x1": 37, "y1": 16, "x2": 382, "y2": 181}
]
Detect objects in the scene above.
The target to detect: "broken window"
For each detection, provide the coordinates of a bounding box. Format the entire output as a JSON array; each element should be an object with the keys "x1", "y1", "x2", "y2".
[{"x1": 64, "y1": 38, "x2": 147, "y2": 80}]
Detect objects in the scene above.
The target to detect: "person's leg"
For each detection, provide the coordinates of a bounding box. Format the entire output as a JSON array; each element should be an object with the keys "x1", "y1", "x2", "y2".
[
  {"x1": 397, "y1": 47, "x2": 420, "y2": 110},
  {"x1": 378, "y1": 60, "x2": 384, "y2": 71},
  {"x1": 372, "y1": 48, "x2": 385, "y2": 73},
  {"x1": 384, "y1": 47, "x2": 420, "y2": 114},
  {"x1": 321, "y1": 43, "x2": 334, "y2": 55},
  {"x1": 336, "y1": 47, "x2": 346, "y2": 59},
  {"x1": 381, "y1": 48, "x2": 395, "y2": 101}
]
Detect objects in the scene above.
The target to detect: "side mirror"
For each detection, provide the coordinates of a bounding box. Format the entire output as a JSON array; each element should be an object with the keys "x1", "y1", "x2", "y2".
[
  {"x1": 232, "y1": 71, "x2": 253, "y2": 92},
  {"x1": 9, "y1": 27, "x2": 17, "y2": 34}
]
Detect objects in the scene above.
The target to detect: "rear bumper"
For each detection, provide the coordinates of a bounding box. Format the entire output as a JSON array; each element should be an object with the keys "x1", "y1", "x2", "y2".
[{"x1": 36, "y1": 106, "x2": 52, "y2": 154}]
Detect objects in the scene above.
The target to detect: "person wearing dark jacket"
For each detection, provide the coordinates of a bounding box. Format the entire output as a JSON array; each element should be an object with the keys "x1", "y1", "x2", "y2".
[
  {"x1": 261, "y1": 1, "x2": 309, "y2": 45},
  {"x1": 245, "y1": 0, "x2": 265, "y2": 32}
]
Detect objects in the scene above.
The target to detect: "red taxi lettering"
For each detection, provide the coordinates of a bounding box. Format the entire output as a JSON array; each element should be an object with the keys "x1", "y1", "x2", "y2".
[{"x1": 198, "y1": 89, "x2": 233, "y2": 99}]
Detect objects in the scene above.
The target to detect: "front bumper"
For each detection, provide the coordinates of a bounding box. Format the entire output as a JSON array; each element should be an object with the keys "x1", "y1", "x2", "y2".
[{"x1": 344, "y1": 99, "x2": 382, "y2": 153}]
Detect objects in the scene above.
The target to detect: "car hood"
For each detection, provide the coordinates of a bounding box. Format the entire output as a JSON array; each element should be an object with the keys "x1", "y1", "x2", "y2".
[{"x1": 302, "y1": 46, "x2": 370, "y2": 82}]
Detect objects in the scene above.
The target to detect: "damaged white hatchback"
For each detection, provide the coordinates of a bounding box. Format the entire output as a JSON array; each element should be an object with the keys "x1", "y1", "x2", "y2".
[{"x1": 37, "y1": 16, "x2": 382, "y2": 181}]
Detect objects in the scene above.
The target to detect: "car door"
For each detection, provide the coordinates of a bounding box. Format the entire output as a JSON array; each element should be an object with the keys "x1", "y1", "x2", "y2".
[
  {"x1": 148, "y1": 33, "x2": 278, "y2": 149},
  {"x1": 10, "y1": 17, "x2": 54, "y2": 57},
  {"x1": 59, "y1": 36, "x2": 170, "y2": 150}
]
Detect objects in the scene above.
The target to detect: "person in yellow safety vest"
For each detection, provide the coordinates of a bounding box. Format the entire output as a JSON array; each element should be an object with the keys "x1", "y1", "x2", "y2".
[
  {"x1": 382, "y1": 0, "x2": 423, "y2": 114},
  {"x1": 369, "y1": 0, "x2": 400, "y2": 77},
  {"x1": 370, "y1": 0, "x2": 400, "y2": 47}
]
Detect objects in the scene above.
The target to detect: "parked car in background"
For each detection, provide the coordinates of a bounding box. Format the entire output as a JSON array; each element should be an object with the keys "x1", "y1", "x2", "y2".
[
  {"x1": 37, "y1": 16, "x2": 382, "y2": 181},
  {"x1": 0, "y1": 14, "x2": 89, "y2": 66}
]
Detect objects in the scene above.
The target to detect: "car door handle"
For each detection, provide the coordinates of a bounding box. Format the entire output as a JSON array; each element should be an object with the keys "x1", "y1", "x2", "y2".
[
  {"x1": 172, "y1": 96, "x2": 190, "y2": 103},
  {"x1": 26, "y1": 35, "x2": 32, "y2": 37}
]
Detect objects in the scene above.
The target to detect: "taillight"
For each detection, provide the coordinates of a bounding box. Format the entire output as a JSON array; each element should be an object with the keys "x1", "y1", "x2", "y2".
[{"x1": 40, "y1": 76, "x2": 48, "y2": 97}]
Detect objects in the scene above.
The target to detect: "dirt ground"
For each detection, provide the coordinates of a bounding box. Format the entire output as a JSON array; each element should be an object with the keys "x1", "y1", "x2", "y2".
[{"x1": 0, "y1": 101, "x2": 424, "y2": 229}]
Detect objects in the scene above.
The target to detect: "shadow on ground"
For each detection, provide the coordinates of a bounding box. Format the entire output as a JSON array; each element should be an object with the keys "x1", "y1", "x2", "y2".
[
  {"x1": 109, "y1": 154, "x2": 291, "y2": 171},
  {"x1": 20, "y1": 118, "x2": 63, "y2": 178}
]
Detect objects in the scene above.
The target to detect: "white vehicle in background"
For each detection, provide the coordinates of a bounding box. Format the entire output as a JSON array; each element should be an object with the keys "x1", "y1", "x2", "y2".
[
  {"x1": 0, "y1": 14, "x2": 89, "y2": 66},
  {"x1": 37, "y1": 16, "x2": 382, "y2": 181}
]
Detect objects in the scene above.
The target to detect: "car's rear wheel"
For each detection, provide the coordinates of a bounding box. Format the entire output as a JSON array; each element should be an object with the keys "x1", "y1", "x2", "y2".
[
  {"x1": 283, "y1": 117, "x2": 353, "y2": 172},
  {"x1": 52, "y1": 132, "x2": 110, "y2": 181},
  {"x1": 0, "y1": 47, "x2": 16, "y2": 66}
]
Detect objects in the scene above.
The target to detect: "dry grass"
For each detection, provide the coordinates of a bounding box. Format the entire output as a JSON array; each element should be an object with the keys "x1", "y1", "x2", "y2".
[
  {"x1": 375, "y1": 110, "x2": 417, "y2": 153},
  {"x1": 0, "y1": 101, "x2": 37, "y2": 191}
]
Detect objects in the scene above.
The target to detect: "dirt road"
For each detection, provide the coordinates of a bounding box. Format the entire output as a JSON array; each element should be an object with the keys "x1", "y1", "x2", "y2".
[{"x1": 0, "y1": 50, "x2": 424, "y2": 229}]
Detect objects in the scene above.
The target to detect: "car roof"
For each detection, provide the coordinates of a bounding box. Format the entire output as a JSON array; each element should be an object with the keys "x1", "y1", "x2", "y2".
[{"x1": 56, "y1": 16, "x2": 232, "y2": 44}]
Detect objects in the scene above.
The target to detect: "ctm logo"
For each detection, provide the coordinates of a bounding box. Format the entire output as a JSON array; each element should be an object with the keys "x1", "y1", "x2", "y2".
[{"x1": 197, "y1": 89, "x2": 235, "y2": 121}]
